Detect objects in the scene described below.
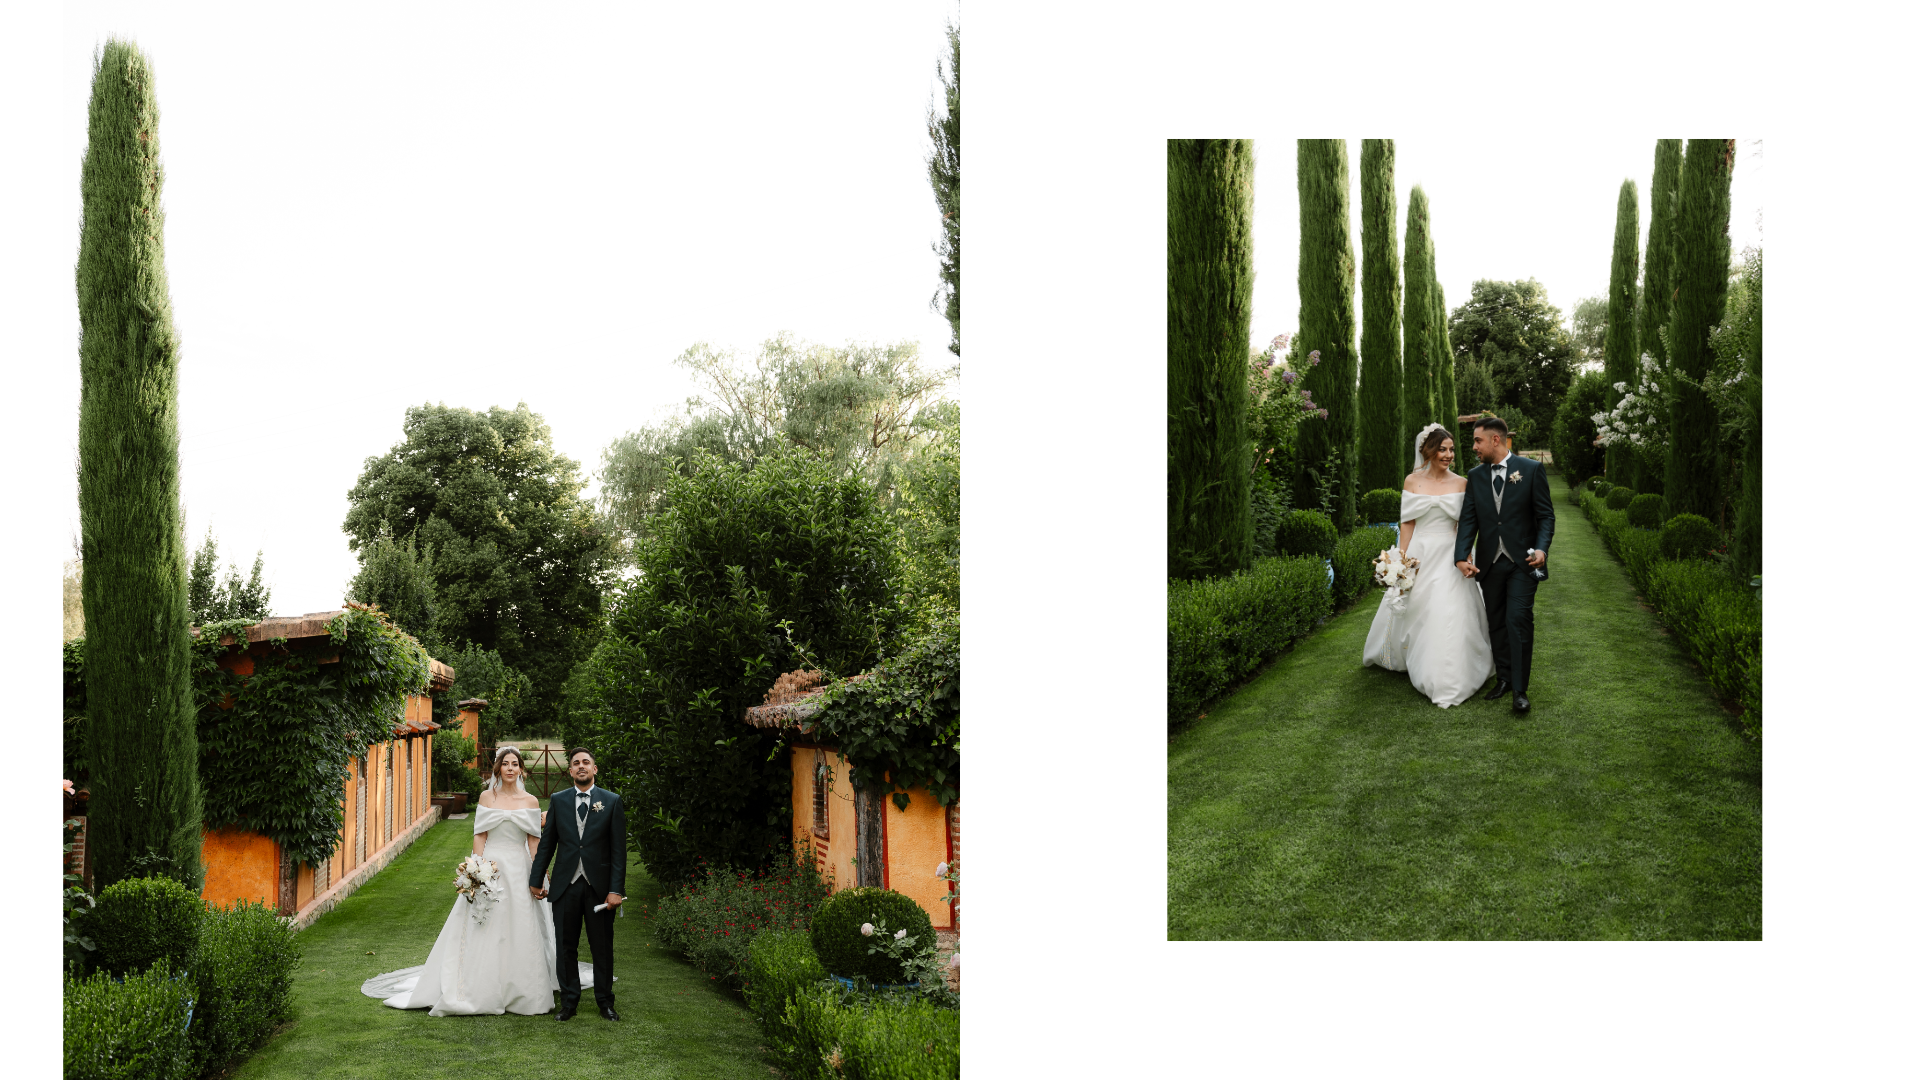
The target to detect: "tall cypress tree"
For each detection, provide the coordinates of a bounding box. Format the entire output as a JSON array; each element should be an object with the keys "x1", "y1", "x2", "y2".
[
  {"x1": 925, "y1": 21, "x2": 959, "y2": 357},
  {"x1": 1400, "y1": 186, "x2": 1436, "y2": 456},
  {"x1": 1603, "y1": 179, "x2": 1640, "y2": 480},
  {"x1": 1731, "y1": 252, "x2": 1761, "y2": 578},
  {"x1": 1355, "y1": 140, "x2": 1403, "y2": 497},
  {"x1": 1634, "y1": 139, "x2": 1683, "y2": 494},
  {"x1": 1662, "y1": 139, "x2": 1735, "y2": 519},
  {"x1": 1293, "y1": 139, "x2": 1359, "y2": 529},
  {"x1": 77, "y1": 40, "x2": 203, "y2": 893},
  {"x1": 1432, "y1": 277, "x2": 1458, "y2": 434},
  {"x1": 1167, "y1": 139, "x2": 1255, "y2": 579}
]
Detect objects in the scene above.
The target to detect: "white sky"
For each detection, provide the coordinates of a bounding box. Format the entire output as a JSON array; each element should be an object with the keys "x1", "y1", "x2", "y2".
[
  {"x1": 54, "y1": 0, "x2": 958, "y2": 614},
  {"x1": 1250, "y1": 137, "x2": 1763, "y2": 352}
]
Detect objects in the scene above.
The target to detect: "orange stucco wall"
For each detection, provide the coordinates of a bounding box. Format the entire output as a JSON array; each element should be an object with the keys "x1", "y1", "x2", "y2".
[
  {"x1": 884, "y1": 786, "x2": 953, "y2": 930},
  {"x1": 201, "y1": 826, "x2": 279, "y2": 909}
]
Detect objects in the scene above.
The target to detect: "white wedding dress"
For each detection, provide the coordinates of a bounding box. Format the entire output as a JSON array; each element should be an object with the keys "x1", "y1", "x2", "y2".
[
  {"x1": 360, "y1": 804, "x2": 608, "y2": 1016},
  {"x1": 1361, "y1": 490, "x2": 1495, "y2": 707}
]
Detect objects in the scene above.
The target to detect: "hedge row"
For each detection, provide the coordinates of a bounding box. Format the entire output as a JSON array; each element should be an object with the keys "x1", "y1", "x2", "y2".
[
  {"x1": 1334, "y1": 526, "x2": 1398, "y2": 607},
  {"x1": 746, "y1": 929, "x2": 958, "y2": 1079},
  {"x1": 1578, "y1": 486, "x2": 1760, "y2": 736},
  {"x1": 1168, "y1": 555, "x2": 1331, "y2": 726}
]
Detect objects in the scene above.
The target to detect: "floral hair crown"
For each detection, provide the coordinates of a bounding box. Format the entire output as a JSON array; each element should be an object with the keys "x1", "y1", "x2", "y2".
[{"x1": 493, "y1": 744, "x2": 522, "y2": 761}]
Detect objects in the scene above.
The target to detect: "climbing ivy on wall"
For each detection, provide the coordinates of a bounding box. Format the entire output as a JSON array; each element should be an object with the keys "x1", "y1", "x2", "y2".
[
  {"x1": 65, "y1": 604, "x2": 435, "y2": 867},
  {"x1": 813, "y1": 611, "x2": 959, "y2": 811}
]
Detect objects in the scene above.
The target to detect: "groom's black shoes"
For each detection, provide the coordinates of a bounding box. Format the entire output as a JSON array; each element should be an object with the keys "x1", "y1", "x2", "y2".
[
  {"x1": 1483, "y1": 679, "x2": 1511, "y2": 701},
  {"x1": 1512, "y1": 692, "x2": 1531, "y2": 714},
  {"x1": 600, "y1": 1006, "x2": 620, "y2": 1021},
  {"x1": 555, "y1": 1005, "x2": 576, "y2": 1021}
]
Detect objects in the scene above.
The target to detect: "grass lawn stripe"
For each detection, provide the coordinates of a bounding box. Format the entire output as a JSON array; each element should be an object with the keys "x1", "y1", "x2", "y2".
[
  {"x1": 1168, "y1": 471, "x2": 1760, "y2": 940},
  {"x1": 229, "y1": 816, "x2": 770, "y2": 1079}
]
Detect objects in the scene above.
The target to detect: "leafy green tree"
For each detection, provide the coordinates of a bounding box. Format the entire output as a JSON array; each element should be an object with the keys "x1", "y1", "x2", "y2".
[
  {"x1": 890, "y1": 408, "x2": 959, "y2": 632},
  {"x1": 1400, "y1": 186, "x2": 1438, "y2": 452},
  {"x1": 926, "y1": 21, "x2": 959, "y2": 357},
  {"x1": 1167, "y1": 138, "x2": 1255, "y2": 579},
  {"x1": 1444, "y1": 279, "x2": 1577, "y2": 439},
  {"x1": 1568, "y1": 296, "x2": 1608, "y2": 372},
  {"x1": 1550, "y1": 368, "x2": 1609, "y2": 485},
  {"x1": 1292, "y1": 139, "x2": 1359, "y2": 530},
  {"x1": 187, "y1": 529, "x2": 273, "y2": 626},
  {"x1": 1603, "y1": 179, "x2": 1641, "y2": 481},
  {"x1": 438, "y1": 642, "x2": 533, "y2": 748},
  {"x1": 343, "y1": 527, "x2": 439, "y2": 647},
  {"x1": 344, "y1": 403, "x2": 616, "y2": 732},
  {"x1": 599, "y1": 335, "x2": 954, "y2": 547},
  {"x1": 1633, "y1": 139, "x2": 1683, "y2": 494},
  {"x1": 1724, "y1": 248, "x2": 1761, "y2": 577},
  {"x1": 561, "y1": 448, "x2": 899, "y2": 882},
  {"x1": 1662, "y1": 140, "x2": 1736, "y2": 520},
  {"x1": 76, "y1": 40, "x2": 203, "y2": 893},
  {"x1": 1355, "y1": 139, "x2": 1403, "y2": 497}
]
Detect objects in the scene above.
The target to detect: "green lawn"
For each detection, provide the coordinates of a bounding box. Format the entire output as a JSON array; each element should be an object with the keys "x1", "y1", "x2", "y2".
[
  {"x1": 231, "y1": 817, "x2": 770, "y2": 1080},
  {"x1": 1168, "y1": 470, "x2": 1761, "y2": 940}
]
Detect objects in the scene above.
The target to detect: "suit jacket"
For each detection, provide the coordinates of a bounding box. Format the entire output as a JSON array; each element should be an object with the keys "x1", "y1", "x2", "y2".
[
  {"x1": 529, "y1": 785, "x2": 627, "y2": 901},
  {"x1": 1453, "y1": 454, "x2": 1555, "y2": 569}
]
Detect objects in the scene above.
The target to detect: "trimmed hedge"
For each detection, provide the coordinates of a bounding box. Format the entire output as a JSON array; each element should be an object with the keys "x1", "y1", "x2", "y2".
[
  {"x1": 1660, "y1": 513, "x2": 1719, "y2": 562},
  {"x1": 781, "y1": 982, "x2": 959, "y2": 1080},
  {"x1": 1605, "y1": 486, "x2": 1637, "y2": 510},
  {"x1": 745, "y1": 929, "x2": 827, "y2": 1030},
  {"x1": 1168, "y1": 555, "x2": 1332, "y2": 725},
  {"x1": 90, "y1": 875, "x2": 202, "y2": 979},
  {"x1": 1274, "y1": 510, "x2": 1338, "y2": 559},
  {"x1": 1627, "y1": 492, "x2": 1670, "y2": 528},
  {"x1": 1333, "y1": 526, "x2": 1398, "y2": 606},
  {"x1": 1359, "y1": 488, "x2": 1402, "y2": 525},
  {"x1": 189, "y1": 900, "x2": 300, "y2": 1074},
  {"x1": 64, "y1": 961, "x2": 195, "y2": 1080},
  {"x1": 811, "y1": 887, "x2": 934, "y2": 985}
]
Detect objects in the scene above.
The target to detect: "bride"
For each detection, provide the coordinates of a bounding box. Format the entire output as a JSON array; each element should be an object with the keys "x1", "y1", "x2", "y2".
[
  {"x1": 1362, "y1": 423, "x2": 1494, "y2": 707},
  {"x1": 361, "y1": 747, "x2": 606, "y2": 1015}
]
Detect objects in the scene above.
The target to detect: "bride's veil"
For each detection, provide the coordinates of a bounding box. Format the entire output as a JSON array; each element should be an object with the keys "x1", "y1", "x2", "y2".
[{"x1": 1411, "y1": 422, "x2": 1452, "y2": 474}]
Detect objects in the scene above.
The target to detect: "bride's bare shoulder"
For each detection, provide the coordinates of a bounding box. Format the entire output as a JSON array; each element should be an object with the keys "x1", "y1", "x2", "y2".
[{"x1": 1402, "y1": 471, "x2": 1422, "y2": 492}]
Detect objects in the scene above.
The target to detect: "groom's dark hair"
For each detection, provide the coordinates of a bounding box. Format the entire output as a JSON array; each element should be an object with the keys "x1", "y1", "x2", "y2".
[
  {"x1": 1473, "y1": 416, "x2": 1510, "y2": 437},
  {"x1": 566, "y1": 746, "x2": 594, "y2": 764}
]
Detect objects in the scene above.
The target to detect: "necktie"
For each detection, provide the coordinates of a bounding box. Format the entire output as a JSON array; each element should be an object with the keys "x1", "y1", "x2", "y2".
[
  {"x1": 576, "y1": 791, "x2": 588, "y2": 836},
  {"x1": 1493, "y1": 467, "x2": 1505, "y2": 500}
]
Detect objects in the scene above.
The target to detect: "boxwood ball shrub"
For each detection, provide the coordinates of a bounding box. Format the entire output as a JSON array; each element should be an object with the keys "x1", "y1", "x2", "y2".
[
  {"x1": 1589, "y1": 478, "x2": 1611, "y2": 497},
  {"x1": 89, "y1": 875, "x2": 203, "y2": 978},
  {"x1": 1274, "y1": 509, "x2": 1338, "y2": 559},
  {"x1": 1360, "y1": 488, "x2": 1402, "y2": 525},
  {"x1": 1660, "y1": 513, "x2": 1720, "y2": 562},
  {"x1": 810, "y1": 887, "x2": 935, "y2": 984},
  {"x1": 1605, "y1": 486, "x2": 1637, "y2": 510},
  {"x1": 1627, "y1": 492, "x2": 1670, "y2": 529}
]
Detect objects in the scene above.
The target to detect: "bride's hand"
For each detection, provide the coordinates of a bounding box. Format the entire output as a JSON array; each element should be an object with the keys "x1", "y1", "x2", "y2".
[{"x1": 1456, "y1": 559, "x2": 1477, "y2": 578}]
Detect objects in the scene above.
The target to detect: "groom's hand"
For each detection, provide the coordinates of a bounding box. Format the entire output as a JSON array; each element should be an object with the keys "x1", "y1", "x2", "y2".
[
  {"x1": 604, "y1": 893, "x2": 624, "y2": 908},
  {"x1": 1526, "y1": 549, "x2": 1546, "y2": 568},
  {"x1": 1456, "y1": 559, "x2": 1478, "y2": 578},
  {"x1": 530, "y1": 886, "x2": 547, "y2": 900}
]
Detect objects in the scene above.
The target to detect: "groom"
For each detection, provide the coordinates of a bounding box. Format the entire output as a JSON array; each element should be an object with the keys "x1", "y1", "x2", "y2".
[
  {"x1": 1453, "y1": 416, "x2": 1554, "y2": 714},
  {"x1": 529, "y1": 747, "x2": 626, "y2": 1021}
]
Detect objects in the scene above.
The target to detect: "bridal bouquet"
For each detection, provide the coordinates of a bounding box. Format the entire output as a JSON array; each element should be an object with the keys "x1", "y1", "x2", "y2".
[
  {"x1": 1373, "y1": 547, "x2": 1420, "y2": 614},
  {"x1": 453, "y1": 854, "x2": 503, "y2": 925}
]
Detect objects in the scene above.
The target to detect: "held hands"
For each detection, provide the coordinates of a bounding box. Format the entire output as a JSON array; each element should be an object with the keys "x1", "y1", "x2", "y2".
[
  {"x1": 1456, "y1": 559, "x2": 1479, "y2": 579},
  {"x1": 529, "y1": 886, "x2": 547, "y2": 900}
]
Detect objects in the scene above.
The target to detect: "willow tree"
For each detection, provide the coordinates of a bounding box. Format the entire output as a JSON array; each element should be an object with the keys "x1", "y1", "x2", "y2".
[
  {"x1": 1634, "y1": 139, "x2": 1683, "y2": 494},
  {"x1": 77, "y1": 39, "x2": 203, "y2": 892},
  {"x1": 1401, "y1": 186, "x2": 1437, "y2": 452},
  {"x1": 1662, "y1": 139, "x2": 1736, "y2": 520},
  {"x1": 1167, "y1": 138, "x2": 1255, "y2": 579},
  {"x1": 1355, "y1": 139, "x2": 1403, "y2": 496},
  {"x1": 1603, "y1": 179, "x2": 1640, "y2": 480},
  {"x1": 1293, "y1": 139, "x2": 1359, "y2": 529}
]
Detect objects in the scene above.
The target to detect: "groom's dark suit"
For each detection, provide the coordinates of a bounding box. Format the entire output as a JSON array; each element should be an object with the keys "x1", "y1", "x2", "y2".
[
  {"x1": 529, "y1": 784, "x2": 627, "y2": 1012},
  {"x1": 1453, "y1": 452, "x2": 1555, "y2": 696}
]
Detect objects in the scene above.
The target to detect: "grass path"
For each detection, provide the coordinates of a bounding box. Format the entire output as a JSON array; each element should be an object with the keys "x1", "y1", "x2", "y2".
[
  {"x1": 231, "y1": 817, "x2": 768, "y2": 1080},
  {"x1": 1168, "y1": 471, "x2": 1761, "y2": 940}
]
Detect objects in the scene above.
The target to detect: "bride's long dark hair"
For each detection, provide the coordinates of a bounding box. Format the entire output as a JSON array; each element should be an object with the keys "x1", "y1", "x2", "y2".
[
  {"x1": 1419, "y1": 428, "x2": 1453, "y2": 470},
  {"x1": 490, "y1": 747, "x2": 527, "y2": 794}
]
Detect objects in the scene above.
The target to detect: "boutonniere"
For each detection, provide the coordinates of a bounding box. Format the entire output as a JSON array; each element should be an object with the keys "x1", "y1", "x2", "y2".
[
  {"x1": 1511, "y1": 470, "x2": 1524, "y2": 482},
  {"x1": 592, "y1": 800, "x2": 606, "y2": 812}
]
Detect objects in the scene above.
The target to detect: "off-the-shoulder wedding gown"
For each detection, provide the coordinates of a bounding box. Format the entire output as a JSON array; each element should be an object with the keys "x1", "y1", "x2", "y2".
[{"x1": 1361, "y1": 490, "x2": 1495, "y2": 707}]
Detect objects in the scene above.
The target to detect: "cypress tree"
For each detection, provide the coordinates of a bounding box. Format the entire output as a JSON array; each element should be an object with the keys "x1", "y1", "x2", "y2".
[
  {"x1": 1634, "y1": 139, "x2": 1682, "y2": 494},
  {"x1": 1400, "y1": 186, "x2": 1436, "y2": 455},
  {"x1": 1355, "y1": 139, "x2": 1403, "y2": 497},
  {"x1": 1293, "y1": 139, "x2": 1359, "y2": 529},
  {"x1": 1432, "y1": 277, "x2": 1458, "y2": 434},
  {"x1": 1167, "y1": 139, "x2": 1255, "y2": 579},
  {"x1": 925, "y1": 21, "x2": 959, "y2": 357},
  {"x1": 77, "y1": 40, "x2": 203, "y2": 893},
  {"x1": 1731, "y1": 253, "x2": 1761, "y2": 579},
  {"x1": 1603, "y1": 179, "x2": 1640, "y2": 481},
  {"x1": 1662, "y1": 139, "x2": 1735, "y2": 519}
]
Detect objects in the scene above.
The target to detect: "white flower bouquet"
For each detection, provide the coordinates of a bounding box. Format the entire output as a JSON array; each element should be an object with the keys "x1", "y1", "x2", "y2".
[
  {"x1": 1373, "y1": 547, "x2": 1420, "y2": 614},
  {"x1": 453, "y1": 854, "x2": 504, "y2": 925}
]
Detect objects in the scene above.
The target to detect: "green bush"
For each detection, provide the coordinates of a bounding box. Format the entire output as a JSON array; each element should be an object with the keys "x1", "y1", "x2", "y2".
[
  {"x1": 1646, "y1": 559, "x2": 1761, "y2": 736},
  {"x1": 89, "y1": 875, "x2": 203, "y2": 979},
  {"x1": 745, "y1": 929, "x2": 828, "y2": 1031},
  {"x1": 1627, "y1": 492, "x2": 1670, "y2": 529},
  {"x1": 1168, "y1": 555, "x2": 1332, "y2": 725},
  {"x1": 1605, "y1": 486, "x2": 1637, "y2": 510},
  {"x1": 64, "y1": 961, "x2": 195, "y2": 1080},
  {"x1": 810, "y1": 887, "x2": 935, "y2": 985},
  {"x1": 781, "y1": 982, "x2": 959, "y2": 1080},
  {"x1": 1549, "y1": 368, "x2": 1609, "y2": 486},
  {"x1": 1589, "y1": 478, "x2": 1611, "y2": 497},
  {"x1": 1359, "y1": 488, "x2": 1402, "y2": 525},
  {"x1": 655, "y1": 844, "x2": 832, "y2": 994},
  {"x1": 189, "y1": 900, "x2": 300, "y2": 1074},
  {"x1": 1333, "y1": 526, "x2": 1397, "y2": 606},
  {"x1": 1273, "y1": 509, "x2": 1338, "y2": 559},
  {"x1": 432, "y1": 730, "x2": 484, "y2": 797},
  {"x1": 1660, "y1": 513, "x2": 1720, "y2": 561}
]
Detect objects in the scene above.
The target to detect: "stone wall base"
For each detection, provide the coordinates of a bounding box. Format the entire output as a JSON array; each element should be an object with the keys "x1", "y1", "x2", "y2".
[{"x1": 292, "y1": 806, "x2": 441, "y2": 931}]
